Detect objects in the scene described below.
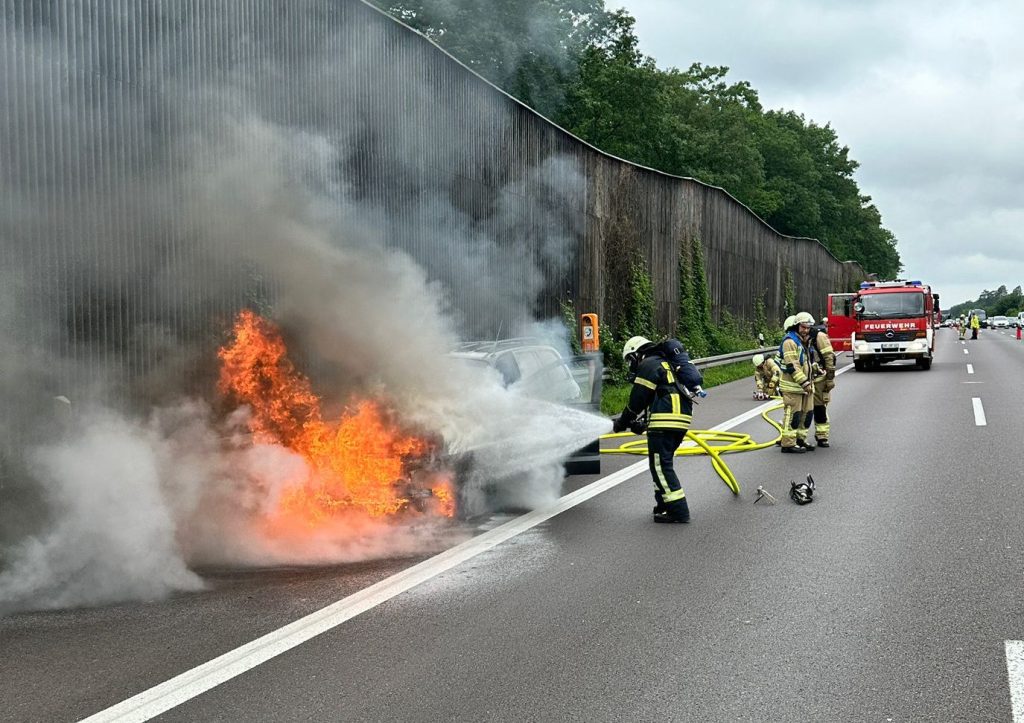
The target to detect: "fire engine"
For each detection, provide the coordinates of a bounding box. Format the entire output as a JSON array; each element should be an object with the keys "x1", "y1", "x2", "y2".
[{"x1": 826, "y1": 280, "x2": 940, "y2": 371}]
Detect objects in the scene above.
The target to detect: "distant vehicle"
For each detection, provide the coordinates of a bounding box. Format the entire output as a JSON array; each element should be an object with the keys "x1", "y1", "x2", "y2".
[
  {"x1": 989, "y1": 315, "x2": 1010, "y2": 329},
  {"x1": 1017, "y1": 312, "x2": 1024, "y2": 328},
  {"x1": 970, "y1": 308, "x2": 988, "y2": 328}
]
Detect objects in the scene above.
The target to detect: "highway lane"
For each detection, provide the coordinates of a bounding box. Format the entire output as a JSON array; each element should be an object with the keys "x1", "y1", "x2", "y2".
[{"x1": 4, "y1": 330, "x2": 1024, "y2": 721}]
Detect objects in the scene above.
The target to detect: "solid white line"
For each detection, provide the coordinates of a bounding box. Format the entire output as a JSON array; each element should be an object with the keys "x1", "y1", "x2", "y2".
[
  {"x1": 967, "y1": 364, "x2": 974, "y2": 374},
  {"x1": 1008, "y1": 641, "x2": 1024, "y2": 722},
  {"x1": 972, "y1": 397, "x2": 987, "y2": 426},
  {"x1": 80, "y1": 383, "x2": 805, "y2": 722}
]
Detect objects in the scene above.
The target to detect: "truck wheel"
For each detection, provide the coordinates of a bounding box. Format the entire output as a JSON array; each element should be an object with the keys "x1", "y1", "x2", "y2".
[
  {"x1": 854, "y1": 359, "x2": 865, "y2": 371},
  {"x1": 917, "y1": 357, "x2": 932, "y2": 370}
]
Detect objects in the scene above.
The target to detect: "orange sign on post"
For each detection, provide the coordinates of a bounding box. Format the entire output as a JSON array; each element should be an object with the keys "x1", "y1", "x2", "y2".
[{"x1": 580, "y1": 313, "x2": 599, "y2": 352}]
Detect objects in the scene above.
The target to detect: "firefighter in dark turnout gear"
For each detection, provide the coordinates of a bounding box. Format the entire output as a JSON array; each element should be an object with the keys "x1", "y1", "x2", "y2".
[{"x1": 613, "y1": 336, "x2": 704, "y2": 523}]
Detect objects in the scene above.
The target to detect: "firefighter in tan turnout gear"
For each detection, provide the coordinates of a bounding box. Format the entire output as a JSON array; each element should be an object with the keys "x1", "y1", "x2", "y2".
[
  {"x1": 751, "y1": 353, "x2": 781, "y2": 400},
  {"x1": 778, "y1": 314, "x2": 815, "y2": 453},
  {"x1": 807, "y1": 315, "x2": 836, "y2": 447}
]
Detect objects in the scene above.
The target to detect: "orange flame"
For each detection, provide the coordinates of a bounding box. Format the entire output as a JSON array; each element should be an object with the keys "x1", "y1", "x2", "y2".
[{"x1": 217, "y1": 310, "x2": 450, "y2": 523}]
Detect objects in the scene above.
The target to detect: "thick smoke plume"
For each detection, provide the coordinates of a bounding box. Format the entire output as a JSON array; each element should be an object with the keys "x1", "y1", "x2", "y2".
[{"x1": 0, "y1": 2, "x2": 609, "y2": 614}]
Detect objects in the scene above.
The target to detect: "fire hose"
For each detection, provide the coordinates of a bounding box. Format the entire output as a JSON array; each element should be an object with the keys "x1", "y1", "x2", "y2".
[{"x1": 599, "y1": 401, "x2": 786, "y2": 496}]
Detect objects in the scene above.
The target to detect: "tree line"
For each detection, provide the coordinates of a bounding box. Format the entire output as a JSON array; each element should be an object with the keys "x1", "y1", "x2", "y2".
[
  {"x1": 947, "y1": 286, "x2": 1023, "y2": 319},
  {"x1": 371, "y1": 0, "x2": 902, "y2": 279}
]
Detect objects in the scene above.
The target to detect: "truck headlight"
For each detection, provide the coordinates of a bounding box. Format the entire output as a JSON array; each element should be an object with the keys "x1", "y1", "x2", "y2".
[
  {"x1": 854, "y1": 341, "x2": 869, "y2": 351},
  {"x1": 908, "y1": 341, "x2": 926, "y2": 351}
]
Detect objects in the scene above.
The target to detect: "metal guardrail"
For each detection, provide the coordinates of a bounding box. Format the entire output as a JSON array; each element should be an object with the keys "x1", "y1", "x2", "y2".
[
  {"x1": 601, "y1": 346, "x2": 778, "y2": 381},
  {"x1": 691, "y1": 346, "x2": 778, "y2": 370}
]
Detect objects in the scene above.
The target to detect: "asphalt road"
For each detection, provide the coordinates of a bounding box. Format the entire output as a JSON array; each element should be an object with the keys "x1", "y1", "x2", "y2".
[{"x1": 3, "y1": 327, "x2": 1023, "y2": 722}]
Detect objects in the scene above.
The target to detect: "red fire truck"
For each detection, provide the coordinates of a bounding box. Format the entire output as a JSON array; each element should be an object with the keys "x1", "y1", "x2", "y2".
[{"x1": 826, "y1": 280, "x2": 940, "y2": 371}]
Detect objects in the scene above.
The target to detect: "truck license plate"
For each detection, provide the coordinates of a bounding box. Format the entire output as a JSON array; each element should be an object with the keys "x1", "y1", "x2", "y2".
[{"x1": 881, "y1": 343, "x2": 898, "y2": 350}]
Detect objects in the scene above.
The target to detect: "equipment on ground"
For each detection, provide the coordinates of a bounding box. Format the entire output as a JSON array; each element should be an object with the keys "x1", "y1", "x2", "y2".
[{"x1": 789, "y1": 474, "x2": 816, "y2": 505}]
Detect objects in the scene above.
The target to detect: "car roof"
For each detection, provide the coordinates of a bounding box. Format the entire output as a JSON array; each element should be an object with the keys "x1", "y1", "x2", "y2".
[{"x1": 449, "y1": 338, "x2": 564, "y2": 360}]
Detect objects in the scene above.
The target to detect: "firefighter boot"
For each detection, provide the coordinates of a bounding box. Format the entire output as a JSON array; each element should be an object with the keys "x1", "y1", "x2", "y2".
[
  {"x1": 796, "y1": 438, "x2": 816, "y2": 451},
  {"x1": 654, "y1": 498, "x2": 690, "y2": 523},
  {"x1": 816, "y1": 438, "x2": 830, "y2": 448},
  {"x1": 780, "y1": 445, "x2": 805, "y2": 454}
]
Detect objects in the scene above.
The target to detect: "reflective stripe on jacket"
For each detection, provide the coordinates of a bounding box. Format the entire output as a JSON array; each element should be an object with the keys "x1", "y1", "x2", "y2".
[{"x1": 625, "y1": 357, "x2": 695, "y2": 431}]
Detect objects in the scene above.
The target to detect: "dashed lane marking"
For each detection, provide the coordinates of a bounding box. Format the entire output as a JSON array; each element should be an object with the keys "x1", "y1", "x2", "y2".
[
  {"x1": 964, "y1": 348, "x2": 970, "y2": 354},
  {"x1": 972, "y1": 397, "x2": 987, "y2": 426},
  {"x1": 1008, "y1": 641, "x2": 1024, "y2": 722},
  {"x1": 967, "y1": 364, "x2": 974, "y2": 374}
]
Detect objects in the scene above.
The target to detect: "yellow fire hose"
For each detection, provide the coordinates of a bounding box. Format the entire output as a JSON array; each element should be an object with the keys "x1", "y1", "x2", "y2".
[{"x1": 600, "y1": 402, "x2": 785, "y2": 496}]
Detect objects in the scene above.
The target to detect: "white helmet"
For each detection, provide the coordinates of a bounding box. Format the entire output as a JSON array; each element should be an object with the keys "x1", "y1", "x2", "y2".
[
  {"x1": 821, "y1": 316, "x2": 828, "y2": 324},
  {"x1": 783, "y1": 315, "x2": 797, "y2": 330},
  {"x1": 752, "y1": 354, "x2": 765, "y2": 367},
  {"x1": 794, "y1": 311, "x2": 815, "y2": 326},
  {"x1": 622, "y1": 335, "x2": 653, "y2": 360}
]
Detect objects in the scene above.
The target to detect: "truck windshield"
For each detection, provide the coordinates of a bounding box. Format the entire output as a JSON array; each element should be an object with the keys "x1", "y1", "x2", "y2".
[{"x1": 858, "y1": 292, "x2": 925, "y2": 318}]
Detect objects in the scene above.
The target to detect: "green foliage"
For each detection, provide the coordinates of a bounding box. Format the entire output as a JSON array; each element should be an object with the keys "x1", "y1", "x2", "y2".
[
  {"x1": 782, "y1": 268, "x2": 796, "y2": 317},
  {"x1": 560, "y1": 298, "x2": 582, "y2": 355},
  {"x1": 370, "y1": 0, "x2": 622, "y2": 120},
  {"x1": 948, "y1": 285, "x2": 1024, "y2": 318},
  {"x1": 677, "y1": 236, "x2": 712, "y2": 357},
  {"x1": 752, "y1": 293, "x2": 769, "y2": 339},
  {"x1": 374, "y1": 0, "x2": 903, "y2": 291},
  {"x1": 625, "y1": 257, "x2": 656, "y2": 339}
]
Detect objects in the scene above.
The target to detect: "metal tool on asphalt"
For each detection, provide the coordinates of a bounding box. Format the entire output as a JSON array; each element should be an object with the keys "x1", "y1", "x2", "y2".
[{"x1": 754, "y1": 486, "x2": 776, "y2": 505}]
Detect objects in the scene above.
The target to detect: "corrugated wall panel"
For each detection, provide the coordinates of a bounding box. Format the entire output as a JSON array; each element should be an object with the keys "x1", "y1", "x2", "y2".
[{"x1": 1, "y1": 0, "x2": 866, "y2": 421}]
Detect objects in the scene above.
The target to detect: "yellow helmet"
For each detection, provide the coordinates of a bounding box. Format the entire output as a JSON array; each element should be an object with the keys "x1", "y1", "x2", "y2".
[
  {"x1": 783, "y1": 315, "x2": 797, "y2": 330},
  {"x1": 752, "y1": 354, "x2": 765, "y2": 367},
  {"x1": 794, "y1": 311, "x2": 815, "y2": 326}
]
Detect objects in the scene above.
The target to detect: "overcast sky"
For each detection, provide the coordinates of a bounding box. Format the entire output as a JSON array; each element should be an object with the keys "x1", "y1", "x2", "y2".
[{"x1": 614, "y1": 0, "x2": 1023, "y2": 308}]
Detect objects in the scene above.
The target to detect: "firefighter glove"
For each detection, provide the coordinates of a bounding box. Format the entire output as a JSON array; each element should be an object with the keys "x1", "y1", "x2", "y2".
[
  {"x1": 612, "y1": 415, "x2": 629, "y2": 433},
  {"x1": 629, "y1": 418, "x2": 648, "y2": 435}
]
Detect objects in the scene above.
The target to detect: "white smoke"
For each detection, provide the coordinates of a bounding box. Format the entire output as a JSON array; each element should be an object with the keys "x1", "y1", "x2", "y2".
[{"x1": 0, "y1": 6, "x2": 610, "y2": 615}]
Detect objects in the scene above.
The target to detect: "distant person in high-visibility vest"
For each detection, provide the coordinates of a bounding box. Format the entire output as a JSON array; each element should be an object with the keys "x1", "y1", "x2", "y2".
[
  {"x1": 778, "y1": 314, "x2": 815, "y2": 453},
  {"x1": 970, "y1": 313, "x2": 981, "y2": 340}
]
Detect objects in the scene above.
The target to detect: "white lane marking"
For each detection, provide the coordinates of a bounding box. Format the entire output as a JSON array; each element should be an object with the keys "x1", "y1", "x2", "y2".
[
  {"x1": 80, "y1": 382, "x2": 811, "y2": 723},
  {"x1": 973, "y1": 397, "x2": 987, "y2": 426},
  {"x1": 967, "y1": 364, "x2": 974, "y2": 374},
  {"x1": 1008, "y1": 641, "x2": 1024, "y2": 722},
  {"x1": 964, "y1": 348, "x2": 970, "y2": 354}
]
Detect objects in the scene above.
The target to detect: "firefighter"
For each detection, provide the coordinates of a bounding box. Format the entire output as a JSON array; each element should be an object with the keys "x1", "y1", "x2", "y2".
[
  {"x1": 751, "y1": 353, "x2": 781, "y2": 400},
  {"x1": 958, "y1": 316, "x2": 967, "y2": 341},
  {"x1": 805, "y1": 312, "x2": 837, "y2": 447},
  {"x1": 613, "y1": 335, "x2": 704, "y2": 523},
  {"x1": 778, "y1": 314, "x2": 815, "y2": 453},
  {"x1": 970, "y1": 313, "x2": 980, "y2": 340}
]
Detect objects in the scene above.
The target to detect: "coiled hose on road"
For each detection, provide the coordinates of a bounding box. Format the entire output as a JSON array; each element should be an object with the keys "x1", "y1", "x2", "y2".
[{"x1": 599, "y1": 401, "x2": 785, "y2": 496}]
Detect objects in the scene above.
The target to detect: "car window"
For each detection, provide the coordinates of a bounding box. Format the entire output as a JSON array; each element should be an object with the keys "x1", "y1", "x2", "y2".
[
  {"x1": 515, "y1": 357, "x2": 582, "y2": 403},
  {"x1": 493, "y1": 353, "x2": 521, "y2": 386},
  {"x1": 512, "y1": 350, "x2": 545, "y2": 379}
]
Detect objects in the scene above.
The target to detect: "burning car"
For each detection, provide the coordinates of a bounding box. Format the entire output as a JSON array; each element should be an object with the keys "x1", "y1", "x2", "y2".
[{"x1": 446, "y1": 338, "x2": 602, "y2": 476}]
